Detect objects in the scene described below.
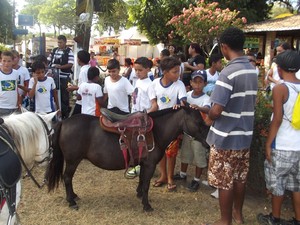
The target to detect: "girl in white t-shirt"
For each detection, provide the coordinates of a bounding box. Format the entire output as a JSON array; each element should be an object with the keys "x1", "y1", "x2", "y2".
[{"x1": 77, "y1": 67, "x2": 104, "y2": 117}]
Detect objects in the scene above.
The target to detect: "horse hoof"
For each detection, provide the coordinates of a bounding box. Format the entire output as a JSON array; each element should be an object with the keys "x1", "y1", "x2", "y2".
[
  {"x1": 143, "y1": 205, "x2": 154, "y2": 212},
  {"x1": 69, "y1": 203, "x2": 79, "y2": 210}
]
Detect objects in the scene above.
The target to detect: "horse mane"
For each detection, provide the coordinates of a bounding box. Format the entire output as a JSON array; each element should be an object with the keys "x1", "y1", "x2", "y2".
[
  {"x1": 2, "y1": 112, "x2": 49, "y2": 167},
  {"x1": 148, "y1": 107, "x2": 184, "y2": 118}
]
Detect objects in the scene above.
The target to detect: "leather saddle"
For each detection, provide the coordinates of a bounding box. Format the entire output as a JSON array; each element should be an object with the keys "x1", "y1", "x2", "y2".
[
  {"x1": 0, "y1": 127, "x2": 22, "y2": 188},
  {"x1": 100, "y1": 108, "x2": 154, "y2": 168}
]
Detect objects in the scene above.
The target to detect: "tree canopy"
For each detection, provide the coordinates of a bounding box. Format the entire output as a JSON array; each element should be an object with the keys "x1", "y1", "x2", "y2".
[{"x1": 0, "y1": 0, "x2": 13, "y2": 44}]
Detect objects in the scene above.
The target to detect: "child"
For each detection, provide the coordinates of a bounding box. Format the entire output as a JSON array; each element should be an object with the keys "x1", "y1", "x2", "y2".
[
  {"x1": 11, "y1": 50, "x2": 30, "y2": 101},
  {"x1": 77, "y1": 67, "x2": 104, "y2": 117},
  {"x1": 28, "y1": 61, "x2": 59, "y2": 114},
  {"x1": 122, "y1": 58, "x2": 133, "y2": 79},
  {"x1": 203, "y1": 54, "x2": 223, "y2": 96},
  {"x1": 0, "y1": 51, "x2": 21, "y2": 117},
  {"x1": 126, "y1": 57, "x2": 157, "y2": 178},
  {"x1": 173, "y1": 70, "x2": 210, "y2": 192},
  {"x1": 89, "y1": 52, "x2": 99, "y2": 67},
  {"x1": 257, "y1": 50, "x2": 300, "y2": 225},
  {"x1": 67, "y1": 50, "x2": 91, "y2": 116},
  {"x1": 148, "y1": 56, "x2": 187, "y2": 191},
  {"x1": 131, "y1": 57, "x2": 156, "y2": 113},
  {"x1": 103, "y1": 59, "x2": 134, "y2": 115}
]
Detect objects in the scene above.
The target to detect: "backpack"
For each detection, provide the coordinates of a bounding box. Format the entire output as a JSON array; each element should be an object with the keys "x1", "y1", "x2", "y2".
[
  {"x1": 285, "y1": 83, "x2": 300, "y2": 130},
  {"x1": 50, "y1": 47, "x2": 72, "y2": 74}
]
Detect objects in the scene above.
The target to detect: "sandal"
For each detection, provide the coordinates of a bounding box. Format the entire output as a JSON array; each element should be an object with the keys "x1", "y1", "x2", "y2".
[
  {"x1": 167, "y1": 183, "x2": 177, "y2": 191},
  {"x1": 153, "y1": 180, "x2": 166, "y2": 187}
]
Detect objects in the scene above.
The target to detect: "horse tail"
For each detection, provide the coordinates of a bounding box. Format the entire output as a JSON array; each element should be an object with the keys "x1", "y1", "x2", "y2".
[{"x1": 47, "y1": 121, "x2": 64, "y2": 192}]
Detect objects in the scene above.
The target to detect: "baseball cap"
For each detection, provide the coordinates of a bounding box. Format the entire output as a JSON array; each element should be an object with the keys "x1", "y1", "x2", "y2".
[
  {"x1": 276, "y1": 50, "x2": 300, "y2": 72},
  {"x1": 191, "y1": 70, "x2": 207, "y2": 82}
]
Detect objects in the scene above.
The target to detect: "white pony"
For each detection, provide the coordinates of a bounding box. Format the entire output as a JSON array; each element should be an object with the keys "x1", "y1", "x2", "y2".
[{"x1": 0, "y1": 111, "x2": 57, "y2": 225}]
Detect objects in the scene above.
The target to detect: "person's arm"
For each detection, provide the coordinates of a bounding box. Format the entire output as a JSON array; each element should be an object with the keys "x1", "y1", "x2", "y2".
[
  {"x1": 147, "y1": 99, "x2": 158, "y2": 113},
  {"x1": 190, "y1": 104, "x2": 210, "y2": 113},
  {"x1": 102, "y1": 93, "x2": 108, "y2": 108},
  {"x1": 265, "y1": 84, "x2": 285, "y2": 163},
  {"x1": 55, "y1": 63, "x2": 73, "y2": 70},
  {"x1": 28, "y1": 78, "x2": 38, "y2": 98},
  {"x1": 52, "y1": 89, "x2": 60, "y2": 111},
  {"x1": 184, "y1": 62, "x2": 205, "y2": 71},
  {"x1": 96, "y1": 96, "x2": 106, "y2": 108},
  {"x1": 77, "y1": 93, "x2": 82, "y2": 100}
]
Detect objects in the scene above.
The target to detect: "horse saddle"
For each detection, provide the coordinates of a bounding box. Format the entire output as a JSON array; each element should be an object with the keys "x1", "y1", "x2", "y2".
[
  {"x1": 100, "y1": 108, "x2": 152, "y2": 131},
  {"x1": 0, "y1": 130, "x2": 22, "y2": 188},
  {"x1": 100, "y1": 109, "x2": 154, "y2": 167}
]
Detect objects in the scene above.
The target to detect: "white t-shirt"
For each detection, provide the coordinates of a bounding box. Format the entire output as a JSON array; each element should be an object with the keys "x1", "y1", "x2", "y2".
[
  {"x1": 76, "y1": 64, "x2": 90, "y2": 105},
  {"x1": 203, "y1": 69, "x2": 219, "y2": 95},
  {"x1": 268, "y1": 63, "x2": 283, "y2": 90},
  {"x1": 186, "y1": 91, "x2": 211, "y2": 107},
  {"x1": 103, "y1": 76, "x2": 134, "y2": 113},
  {"x1": 0, "y1": 69, "x2": 19, "y2": 109},
  {"x1": 129, "y1": 68, "x2": 138, "y2": 88},
  {"x1": 131, "y1": 78, "x2": 153, "y2": 113},
  {"x1": 29, "y1": 77, "x2": 56, "y2": 113},
  {"x1": 15, "y1": 66, "x2": 30, "y2": 96},
  {"x1": 296, "y1": 70, "x2": 300, "y2": 80},
  {"x1": 148, "y1": 78, "x2": 187, "y2": 110},
  {"x1": 78, "y1": 82, "x2": 103, "y2": 116}
]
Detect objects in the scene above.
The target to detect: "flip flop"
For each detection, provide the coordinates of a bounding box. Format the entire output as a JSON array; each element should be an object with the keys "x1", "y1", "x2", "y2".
[
  {"x1": 167, "y1": 183, "x2": 177, "y2": 191},
  {"x1": 153, "y1": 180, "x2": 166, "y2": 187}
]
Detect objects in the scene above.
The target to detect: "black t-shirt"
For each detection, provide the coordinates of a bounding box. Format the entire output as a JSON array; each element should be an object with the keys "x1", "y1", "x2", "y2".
[{"x1": 187, "y1": 54, "x2": 205, "y2": 69}]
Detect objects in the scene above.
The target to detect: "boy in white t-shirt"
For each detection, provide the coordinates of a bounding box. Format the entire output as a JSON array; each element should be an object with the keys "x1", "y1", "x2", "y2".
[
  {"x1": 203, "y1": 54, "x2": 223, "y2": 96},
  {"x1": 148, "y1": 57, "x2": 187, "y2": 191},
  {"x1": 126, "y1": 57, "x2": 156, "y2": 178},
  {"x1": 77, "y1": 67, "x2": 104, "y2": 117},
  {"x1": 28, "y1": 61, "x2": 59, "y2": 114},
  {"x1": 67, "y1": 50, "x2": 91, "y2": 116},
  {"x1": 174, "y1": 70, "x2": 210, "y2": 192},
  {"x1": 103, "y1": 59, "x2": 134, "y2": 115},
  {"x1": 0, "y1": 51, "x2": 21, "y2": 116},
  {"x1": 131, "y1": 57, "x2": 156, "y2": 113}
]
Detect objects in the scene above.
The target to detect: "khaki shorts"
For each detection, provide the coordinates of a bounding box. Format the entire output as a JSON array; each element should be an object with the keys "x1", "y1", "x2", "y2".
[
  {"x1": 208, "y1": 145, "x2": 250, "y2": 190},
  {"x1": 180, "y1": 133, "x2": 208, "y2": 168}
]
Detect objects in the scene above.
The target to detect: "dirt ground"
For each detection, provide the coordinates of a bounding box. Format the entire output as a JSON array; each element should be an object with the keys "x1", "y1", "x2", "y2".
[{"x1": 17, "y1": 159, "x2": 294, "y2": 225}]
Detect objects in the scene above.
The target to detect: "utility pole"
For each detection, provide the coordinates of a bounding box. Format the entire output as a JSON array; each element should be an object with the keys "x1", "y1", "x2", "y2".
[{"x1": 13, "y1": 0, "x2": 16, "y2": 49}]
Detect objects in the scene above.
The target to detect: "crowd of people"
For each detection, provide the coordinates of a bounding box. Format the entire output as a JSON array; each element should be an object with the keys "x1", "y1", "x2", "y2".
[{"x1": 0, "y1": 26, "x2": 300, "y2": 225}]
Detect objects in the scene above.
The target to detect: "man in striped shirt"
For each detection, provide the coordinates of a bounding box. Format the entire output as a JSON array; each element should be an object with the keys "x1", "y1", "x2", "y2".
[{"x1": 204, "y1": 27, "x2": 258, "y2": 225}]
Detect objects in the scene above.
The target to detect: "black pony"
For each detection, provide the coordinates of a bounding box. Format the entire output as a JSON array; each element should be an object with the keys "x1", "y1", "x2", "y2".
[{"x1": 47, "y1": 107, "x2": 209, "y2": 211}]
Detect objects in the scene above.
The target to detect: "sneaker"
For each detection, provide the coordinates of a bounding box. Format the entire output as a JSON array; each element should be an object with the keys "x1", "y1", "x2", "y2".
[
  {"x1": 187, "y1": 180, "x2": 200, "y2": 192},
  {"x1": 173, "y1": 173, "x2": 187, "y2": 180},
  {"x1": 286, "y1": 218, "x2": 300, "y2": 225},
  {"x1": 257, "y1": 213, "x2": 282, "y2": 225},
  {"x1": 201, "y1": 180, "x2": 209, "y2": 186},
  {"x1": 125, "y1": 165, "x2": 140, "y2": 179},
  {"x1": 211, "y1": 189, "x2": 219, "y2": 199}
]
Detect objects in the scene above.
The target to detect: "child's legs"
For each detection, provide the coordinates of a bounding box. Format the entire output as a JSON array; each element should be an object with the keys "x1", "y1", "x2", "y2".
[
  {"x1": 265, "y1": 150, "x2": 300, "y2": 218},
  {"x1": 271, "y1": 195, "x2": 285, "y2": 218},
  {"x1": 167, "y1": 156, "x2": 176, "y2": 184},
  {"x1": 192, "y1": 140, "x2": 207, "y2": 179},
  {"x1": 180, "y1": 133, "x2": 193, "y2": 173},
  {"x1": 293, "y1": 192, "x2": 300, "y2": 220},
  {"x1": 157, "y1": 154, "x2": 167, "y2": 182}
]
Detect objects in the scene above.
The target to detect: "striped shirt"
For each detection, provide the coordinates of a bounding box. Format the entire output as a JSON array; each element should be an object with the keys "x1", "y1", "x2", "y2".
[{"x1": 206, "y1": 56, "x2": 258, "y2": 150}]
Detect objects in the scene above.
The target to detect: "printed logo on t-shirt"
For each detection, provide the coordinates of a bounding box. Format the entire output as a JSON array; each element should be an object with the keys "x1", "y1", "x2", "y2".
[
  {"x1": 1, "y1": 80, "x2": 16, "y2": 91},
  {"x1": 160, "y1": 95, "x2": 171, "y2": 103},
  {"x1": 37, "y1": 86, "x2": 47, "y2": 94}
]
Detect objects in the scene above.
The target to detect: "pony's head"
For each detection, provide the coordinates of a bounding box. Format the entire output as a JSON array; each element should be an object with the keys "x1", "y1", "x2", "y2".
[
  {"x1": 182, "y1": 107, "x2": 210, "y2": 148},
  {"x1": 38, "y1": 111, "x2": 59, "y2": 131},
  {"x1": 3, "y1": 111, "x2": 58, "y2": 167}
]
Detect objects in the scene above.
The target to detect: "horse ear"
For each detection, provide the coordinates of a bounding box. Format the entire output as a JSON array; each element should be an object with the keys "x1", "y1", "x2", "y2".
[{"x1": 39, "y1": 111, "x2": 59, "y2": 123}]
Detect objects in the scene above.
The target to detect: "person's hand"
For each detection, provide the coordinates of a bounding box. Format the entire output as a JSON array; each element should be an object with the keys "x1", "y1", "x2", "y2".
[
  {"x1": 204, "y1": 116, "x2": 213, "y2": 126},
  {"x1": 66, "y1": 85, "x2": 75, "y2": 92},
  {"x1": 189, "y1": 104, "x2": 200, "y2": 110},
  {"x1": 265, "y1": 146, "x2": 272, "y2": 163},
  {"x1": 184, "y1": 62, "x2": 189, "y2": 68},
  {"x1": 172, "y1": 104, "x2": 181, "y2": 110},
  {"x1": 55, "y1": 65, "x2": 61, "y2": 69}
]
